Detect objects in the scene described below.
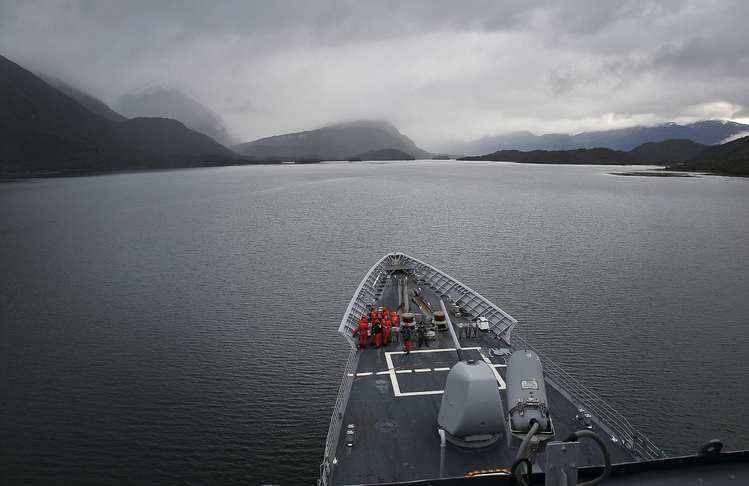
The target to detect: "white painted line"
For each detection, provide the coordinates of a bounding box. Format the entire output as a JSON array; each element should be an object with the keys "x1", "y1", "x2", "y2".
[
  {"x1": 386, "y1": 347, "x2": 488, "y2": 398},
  {"x1": 384, "y1": 352, "x2": 402, "y2": 396},
  {"x1": 376, "y1": 370, "x2": 390, "y2": 375},
  {"x1": 478, "y1": 348, "x2": 507, "y2": 390},
  {"x1": 397, "y1": 390, "x2": 444, "y2": 397},
  {"x1": 356, "y1": 372, "x2": 373, "y2": 377},
  {"x1": 348, "y1": 373, "x2": 354, "y2": 377},
  {"x1": 385, "y1": 346, "x2": 481, "y2": 356},
  {"x1": 493, "y1": 364, "x2": 507, "y2": 368}
]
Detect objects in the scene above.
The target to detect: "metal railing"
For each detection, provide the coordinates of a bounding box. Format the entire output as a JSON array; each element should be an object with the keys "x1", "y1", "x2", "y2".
[
  {"x1": 511, "y1": 334, "x2": 664, "y2": 460},
  {"x1": 403, "y1": 254, "x2": 518, "y2": 345},
  {"x1": 319, "y1": 345, "x2": 360, "y2": 486}
]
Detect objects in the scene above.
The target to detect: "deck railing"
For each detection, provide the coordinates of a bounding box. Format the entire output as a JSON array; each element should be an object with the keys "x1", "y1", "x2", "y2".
[
  {"x1": 511, "y1": 334, "x2": 664, "y2": 461},
  {"x1": 321, "y1": 255, "x2": 393, "y2": 486},
  {"x1": 319, "y1": 345, "x2": 359, "y2": 486}
]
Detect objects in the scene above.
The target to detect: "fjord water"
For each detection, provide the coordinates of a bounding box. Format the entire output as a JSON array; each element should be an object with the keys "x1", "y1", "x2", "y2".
[{"x1": 1, "y1": 161, "x2": 747, "y2": 485}]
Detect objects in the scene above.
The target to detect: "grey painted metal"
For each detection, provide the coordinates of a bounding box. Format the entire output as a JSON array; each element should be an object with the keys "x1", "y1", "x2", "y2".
[
  {"x1": 438, "y1": 360, "x2": 506, "y2": 447},
  {"x1": 545, "y1": 440, "x2": 582, "y2": 486},
  {"x1": 507, "y1": 350, "x2": 551, "y2": 433},
  {"x1": 439, "y1": 299, "x2": 462, "y2": 359}
]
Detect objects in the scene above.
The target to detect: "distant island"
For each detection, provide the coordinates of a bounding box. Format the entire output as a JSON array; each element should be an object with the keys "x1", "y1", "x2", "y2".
[
  {"x1": 666, "y1": 135, "x2": 749, "y2": 176},
  {"x1": 460, "y1": 138, "x2": 748, "y2": 176},
  {"x1": 460, "y1": 147, "x2": 631, "y2": 165}
]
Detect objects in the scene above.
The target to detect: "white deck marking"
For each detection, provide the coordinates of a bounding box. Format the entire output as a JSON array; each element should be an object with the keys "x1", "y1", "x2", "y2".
[
  {"x1": 384, "y1": 352, "x2": 401, "y2": 396},
  {"x1": 479, "y1": 348, "x2": 507, "y2": 390},
  {"x1": 385, "y1": 346, "x2": 481, "y2": 356},
  {"x1": 397, "y1": 390, "x2": 445, "y2": 397},
  {"x1": 382, "y1": 346, "x2": 507, "y2": 396},
  {"x1": 356, "y1": 372, "x2": 373, "y2": 377},
  {"x1": 385, "y1": 347, "x2": 481, "y2": 397}
]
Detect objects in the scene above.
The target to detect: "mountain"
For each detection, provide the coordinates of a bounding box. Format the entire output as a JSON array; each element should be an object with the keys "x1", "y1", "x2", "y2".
[
  {"x1": 439, "y1": 121, "x2": 749, "y2": 155},
  {"x1": 116, "y1": 87, "x2": 236, "y2": 146},
  {"x1": 43, "y1": 77, "x2": 126, "y2": 122},
  {"x1": 350, "y1": 148, "x2": 415, "y2": 161},
  {"x1": 234, "y1": 120, "x2": 431, "y2": 160},
  {"x1": 0, "y1": 54, "x2": 235, "y2": 175},
  {"x1": 628, "y1": 139, "x2": 708, "y2": 164},
  {"x1": 459, "y1": 136, "x2": 749, "y2": 174},
  {"x1": 668, "y1": 135, "x2": 749, "y2": 176},
  {"x1": 460, "y1": 147, "x2": 630, "y2": 164}
]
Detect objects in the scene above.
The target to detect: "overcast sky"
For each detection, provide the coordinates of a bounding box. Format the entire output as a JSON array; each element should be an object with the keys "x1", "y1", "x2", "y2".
[{"x1": 1, "y1": 0, "x2": 748, "y2": 148}]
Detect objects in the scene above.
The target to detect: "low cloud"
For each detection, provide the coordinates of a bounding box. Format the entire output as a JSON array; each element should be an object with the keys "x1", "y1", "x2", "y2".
[{"x1": 1, "y1": 0, "x2": 747, "y2": 149}]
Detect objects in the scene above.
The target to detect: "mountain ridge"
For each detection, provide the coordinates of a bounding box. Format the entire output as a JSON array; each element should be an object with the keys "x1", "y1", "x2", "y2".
[
  {"x1": 116, "y1": 87, "x2": 237, "y2": 146},
  {"x1": 667, "y1": 135, "x2": 749, "y2": 176},
  {"x1": 235, "y1": 120, "x2": 431, "y2": 160},
  {"x1": 0, "y1": 54, "x2": 236, "y2": 176},
  {"x1": 437, "y1": 120, "x2": 749, "y2": 155},
  {"x1": 460, "y1": 137, "x2": 748, "y2": 175}
]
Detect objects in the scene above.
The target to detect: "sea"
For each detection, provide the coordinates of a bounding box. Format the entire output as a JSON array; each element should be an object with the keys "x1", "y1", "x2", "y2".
[{"x1": 1, "y1": 160, "x2": 748, "y2": 485}]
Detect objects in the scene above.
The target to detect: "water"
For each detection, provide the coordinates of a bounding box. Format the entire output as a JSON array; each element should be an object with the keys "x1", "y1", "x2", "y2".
[{"x1": 1, "y1": 161, "x2": 748, "y2": 485}]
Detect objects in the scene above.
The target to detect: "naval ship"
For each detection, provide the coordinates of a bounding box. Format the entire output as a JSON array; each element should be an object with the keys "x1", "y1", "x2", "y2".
[{"x1": 319, "y1": 253, "x2": 749, "y2": 485}]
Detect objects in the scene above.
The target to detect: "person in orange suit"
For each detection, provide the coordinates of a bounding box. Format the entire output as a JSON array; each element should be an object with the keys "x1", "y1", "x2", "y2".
[
  {"x1": 382, "y1": 318, "x2": 391, "y2": 346},
  {"x1": 353, "y1": 317, "x2": 369, "y2": 349}
]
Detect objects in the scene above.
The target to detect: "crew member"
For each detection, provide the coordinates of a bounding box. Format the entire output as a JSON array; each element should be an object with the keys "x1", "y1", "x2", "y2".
[
  {"x1": 353, "y1": 317, "x2": 369, "y2": 349},
  {"x1": 372, "y1": 320, "x2": 383, "y2": 348},
  {"x1": 382, "y1": 317, "x2": 391, "y2": 346},
  {"x1": 417, "y1": 323, "x2": 429, "y2": 348},
  {"x1": 402, "y1": 324, "x2": 412, "y2": 354}
]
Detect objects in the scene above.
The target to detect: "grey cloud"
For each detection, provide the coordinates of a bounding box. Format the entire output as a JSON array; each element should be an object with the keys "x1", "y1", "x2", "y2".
[{"x1": 1, "y1": 0, "x2": 748, "y2": 148}]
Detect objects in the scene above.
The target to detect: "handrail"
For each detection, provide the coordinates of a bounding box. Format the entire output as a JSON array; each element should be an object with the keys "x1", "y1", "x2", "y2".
[{"x1": 512, "y1": 334, "x2": 664, "y2": 460}]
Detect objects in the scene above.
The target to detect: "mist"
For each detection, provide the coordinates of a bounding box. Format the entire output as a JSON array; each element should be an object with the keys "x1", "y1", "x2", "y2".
[{"x1": 2, "y1": 0, "x2": 748, "y2": 150}]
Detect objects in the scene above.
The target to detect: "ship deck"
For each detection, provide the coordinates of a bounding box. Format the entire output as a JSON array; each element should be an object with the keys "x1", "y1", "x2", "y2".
[{"x1": 329, "y1": 273, "x2": 637, "y2": 485}]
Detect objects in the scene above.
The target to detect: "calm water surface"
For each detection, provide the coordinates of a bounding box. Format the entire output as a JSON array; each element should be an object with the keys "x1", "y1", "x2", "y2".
[{"x1": 1, "y1": 161, "x2": 748, "y2": 485}]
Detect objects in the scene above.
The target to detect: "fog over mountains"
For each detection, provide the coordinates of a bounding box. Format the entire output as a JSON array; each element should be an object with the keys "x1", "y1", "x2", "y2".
[
  {"x1": 115, "y1": 88, "x2": 237, "y2": 146},
  {"x1": 234, "y1": 120, "x2": 431, "y2": 161},
  {"x1": 0, "y1": 54, "x2": 234, "y2": 175},
  {"x1": 2, "y1": 49, "x2": 747, "y2": 176},
  {"x1": 437, "y1": 121, "x2": 749, "y2": 155}
]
